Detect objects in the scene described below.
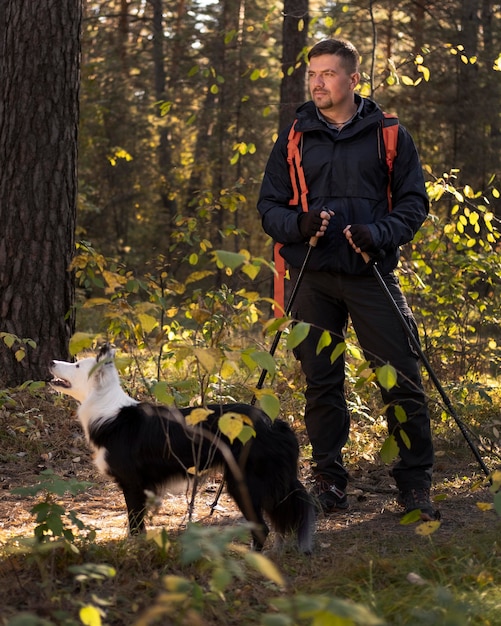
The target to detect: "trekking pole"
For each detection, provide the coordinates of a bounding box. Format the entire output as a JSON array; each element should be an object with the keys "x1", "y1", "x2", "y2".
[
  {"x1": 364, "y1": 252, "x2": 491, "y2": 478},
  {"x1": 210, "y1": 236, "x2": 318, "y2": 514},
  {"x1": 251, "y1": 236, "x2": 318, "y2": 404}
]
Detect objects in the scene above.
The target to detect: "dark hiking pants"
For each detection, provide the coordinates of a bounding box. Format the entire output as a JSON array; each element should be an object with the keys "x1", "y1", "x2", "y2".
[{"x1": 290, "y1": 268, "x2": 434, "y2": 493}]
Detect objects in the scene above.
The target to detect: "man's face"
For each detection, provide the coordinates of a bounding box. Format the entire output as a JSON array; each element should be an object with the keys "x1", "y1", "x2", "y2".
[{"x1": 308, "y1": 54, "x2": 359, "y2": 112}]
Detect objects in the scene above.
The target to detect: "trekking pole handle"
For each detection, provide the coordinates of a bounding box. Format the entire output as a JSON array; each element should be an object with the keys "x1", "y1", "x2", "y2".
[{"x1": 309, "y1": 236, "x2": 319, "y2": 247}]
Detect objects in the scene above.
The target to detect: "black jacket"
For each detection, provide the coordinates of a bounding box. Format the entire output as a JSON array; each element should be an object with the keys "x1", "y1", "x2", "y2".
[{"x1": 257, "y1": 97, "x2": 429, "y2": 275}]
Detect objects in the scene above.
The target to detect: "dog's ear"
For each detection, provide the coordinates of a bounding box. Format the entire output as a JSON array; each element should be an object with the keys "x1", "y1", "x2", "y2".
[{"x1": 97, "y1": 343, "x2": 116, "y2": 363}]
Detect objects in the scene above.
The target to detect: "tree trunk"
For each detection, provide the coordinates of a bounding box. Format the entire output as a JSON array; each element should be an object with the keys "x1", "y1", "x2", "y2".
[
  {"x1": 279, "y1": 0, "x2": 309, "y2": 132},
  {"x1": 0, "y1": 0, "x2": 81, "y2": 386}
]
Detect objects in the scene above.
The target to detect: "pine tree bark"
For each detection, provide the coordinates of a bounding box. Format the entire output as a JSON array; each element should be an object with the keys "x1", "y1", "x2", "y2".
[
  {"x1": 0, "y1": 0, "x2": 81, "y2": 386},
  {"x1": 279, "y1": 0, "x2": 309, "y2": 132}
]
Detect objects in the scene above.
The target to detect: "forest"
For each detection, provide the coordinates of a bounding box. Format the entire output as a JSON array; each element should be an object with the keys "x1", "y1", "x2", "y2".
[{"x1": 1, "y1": 1, "x2": 501, "y2": 624}]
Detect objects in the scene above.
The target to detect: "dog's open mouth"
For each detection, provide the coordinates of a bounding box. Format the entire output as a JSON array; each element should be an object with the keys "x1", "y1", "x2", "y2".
[{"x1": 50, "y1": 375, "x2": 71, "y2": 389}]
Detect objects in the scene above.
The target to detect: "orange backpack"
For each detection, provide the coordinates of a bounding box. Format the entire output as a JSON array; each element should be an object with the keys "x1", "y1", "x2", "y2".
[{"x1": 273, "y1": 113, "x2": 399, "y2": 316}]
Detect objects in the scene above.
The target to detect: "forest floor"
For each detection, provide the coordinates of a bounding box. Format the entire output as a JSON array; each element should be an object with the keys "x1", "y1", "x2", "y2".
[{"x1": 1, "y1": 387, "x2": 500, "y2": 625}]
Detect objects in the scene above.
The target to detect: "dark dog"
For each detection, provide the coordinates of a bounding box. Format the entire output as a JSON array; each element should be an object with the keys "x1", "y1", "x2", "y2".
[{"x1": 50, "y1": 344, "x2": 315, "y2": 552}]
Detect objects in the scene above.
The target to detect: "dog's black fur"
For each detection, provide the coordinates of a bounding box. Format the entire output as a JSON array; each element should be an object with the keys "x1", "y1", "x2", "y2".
[
  {"x1": 50, "y1": 345, "x2": 315, "y2": 553},
  {"x1": 93, "y1": 401, "x2": 314, "y2": 551}
]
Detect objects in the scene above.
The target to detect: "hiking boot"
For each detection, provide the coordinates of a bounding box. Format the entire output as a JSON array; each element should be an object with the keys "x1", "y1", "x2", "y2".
[
  {"x1": 397, "y1": 488, "x2": 440, "y2": 521},
  {"x1": 310, "y1": 474, "x2": 349, "y2": 514}
]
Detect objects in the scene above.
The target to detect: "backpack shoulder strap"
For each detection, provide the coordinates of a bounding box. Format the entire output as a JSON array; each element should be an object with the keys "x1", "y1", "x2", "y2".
[
  {"x1": 287, "y1": 120, "x2": 308, "y2": 212},
  {"x1": 382, "y1": 113, "x2": 399, "y2": 211},
  {"x1": 273, "y1": 120, "x2": 309, "y2": 317}
]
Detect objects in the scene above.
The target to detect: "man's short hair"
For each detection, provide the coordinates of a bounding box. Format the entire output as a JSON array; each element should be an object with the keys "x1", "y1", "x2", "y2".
[{"x1": 308, "y1": 39, "x2": 360, "y2": 74}]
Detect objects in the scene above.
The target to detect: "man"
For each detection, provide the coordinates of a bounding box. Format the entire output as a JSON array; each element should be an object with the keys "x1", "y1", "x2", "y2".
[{"x1": 257, "y1": 38, "x2": 438, "y2": 521}]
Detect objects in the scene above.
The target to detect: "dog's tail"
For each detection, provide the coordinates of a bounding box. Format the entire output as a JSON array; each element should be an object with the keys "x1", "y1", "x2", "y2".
[{"x1": 269, "y1": 479, "x2": 316, "y2": 555}]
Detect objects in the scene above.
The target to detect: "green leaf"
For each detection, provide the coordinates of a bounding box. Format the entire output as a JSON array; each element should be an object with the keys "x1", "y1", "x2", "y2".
[
  {"x1": 394, "y1": 405, "x2": 407, "y2": 423},
  {"x1": 400, "y1": 429, "x2": 411, "y2": 450},
  {"x1": 212, "y1": 565, "x2": 233, "y2": 592},
  {"x1": 380, "y1": 434, "x2": 399, "y2": 464},
  {"x1": 257, "y1": 392, "x2": 280, "y2": 420},
  {"x1": 316, "y1": 330, "x2": 332, "y2": 355},
  {"x1": 238, "y1": 424, "x2": 257, "y2": 444},
  {"x1": 494, "y1": 491, "x2": 501, "y2": 517},
  {"x1": 376, "y1": 364, "x2": 397, "y2": 391},
  {"x1": 151, "y1": 381, "x2": 174, "y2": 405},
  {"x1": 249, "y1": 350, "x2": 276, "y2": 375},
  {"x1": 12, "y1": 469, "x2": 93, "y2": 498},
  {"x1": 1, "y1": 332, "x2": 15, "y2": 348},
  {"x1": 330, "y1": 341, "x2": 346, "y2": 364},
  {"x1": 213, "y1": 249, "x2": 246, "y2": 271},
  {"x1": 400, "y1": 509, "x2": 423, "y2": 525},
  {"x1": 286, "y1": 322, "x2": 310, "y2": 349}
]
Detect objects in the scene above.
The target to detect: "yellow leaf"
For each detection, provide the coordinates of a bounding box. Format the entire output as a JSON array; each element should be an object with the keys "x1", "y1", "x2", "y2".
[
  {"x1": 476, "y1": 502, "x2": 493, "y2": 511},
  {"x1": 241, "y1": 263, "x2": 260, "y2": 280},
  {"x1": 193, "y1": 347, "x2": 220, "y2": 373},
  {"x1": 417, "y1": 65, "x2": 430, "y2": 81},
  {"x1": 69, "y1": 332, "x2": 97, "y2": 355},
  {"x1": 220, "y1": 359, "x2": 238, "y2": 380},
  {"x1": 137, "y1": 313, "x2": 158, "y2": 334},
  {"x1": 415, "y1": 521, "x2": 441, "y2": 535},
  {"x1": 245, "y1": 552, "x2": 285, "y2": 587},
  {"x1": 218, "y1": 413, "x2": 244, "y2": 443},
  {"x1": 79, "y1": 605, "x2": 102, "y2": 626},
  {"x1": 401, "y1": 75, "x2": 415, "y2": 86},
  {"x1": 186, "y1": 408, "x2": 213, "y2": 426}
]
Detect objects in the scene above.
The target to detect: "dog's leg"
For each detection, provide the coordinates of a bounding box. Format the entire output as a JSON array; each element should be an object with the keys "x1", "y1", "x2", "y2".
[
  {"x1": 225, "y1": 476, "x2": 269, "y2": 551},
  {"x1": 122, "y1": 486, "x2": 147, "y2": 534}
]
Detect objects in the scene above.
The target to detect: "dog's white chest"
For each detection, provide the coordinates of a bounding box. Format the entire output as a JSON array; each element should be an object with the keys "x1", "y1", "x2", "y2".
[{"x1": 94, "y1": 446, "x2": 110, "y2": 475}]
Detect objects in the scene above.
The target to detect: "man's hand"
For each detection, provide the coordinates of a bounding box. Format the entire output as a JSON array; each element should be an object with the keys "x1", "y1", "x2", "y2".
[
  {"x1": 298, "y1": 209, "x2": 333, "y2": 239},
  {"x1": 344, "y1": 224, "x2": 373, "y2": 253}
]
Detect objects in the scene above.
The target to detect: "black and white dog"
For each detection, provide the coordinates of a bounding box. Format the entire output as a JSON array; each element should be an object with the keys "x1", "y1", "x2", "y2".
[{"x1": 49, "y1": 344, "x2": 315, "y2": 553}]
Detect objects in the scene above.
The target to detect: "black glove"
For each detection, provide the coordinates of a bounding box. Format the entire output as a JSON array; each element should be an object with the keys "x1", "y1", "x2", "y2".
[
  {"x1": 298, "y1": 209, "x2": 324, "y2": 239},
  {"x1": 349, "y1": 224, "x2": 373, "y2": 251}
]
